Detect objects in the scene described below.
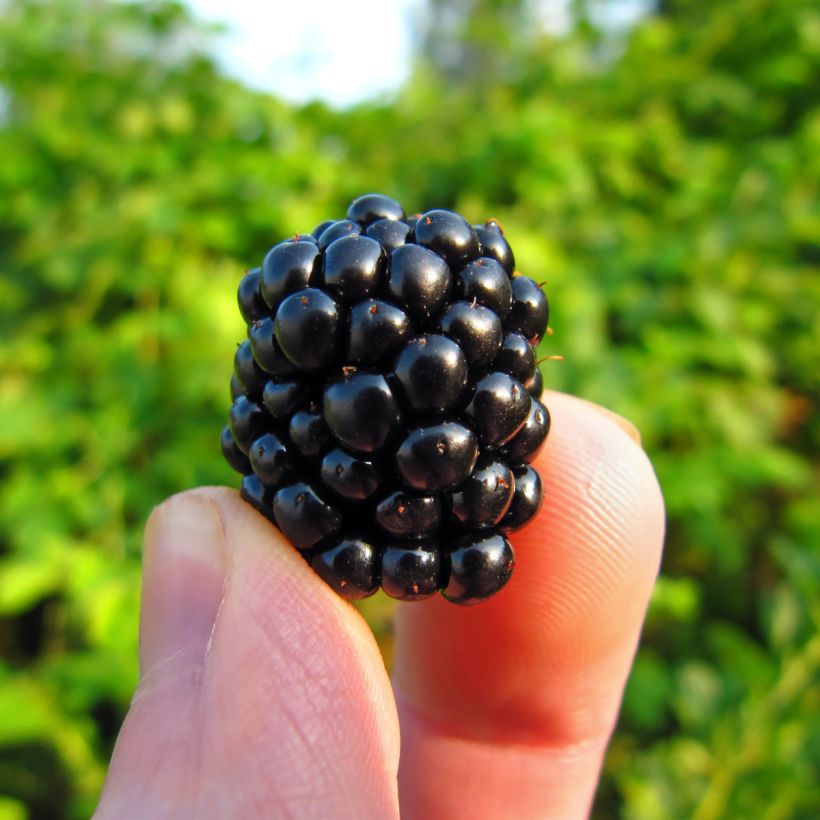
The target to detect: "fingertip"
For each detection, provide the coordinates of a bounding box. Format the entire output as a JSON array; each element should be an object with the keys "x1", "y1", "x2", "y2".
[
  {"x1": 199, "y1": 486, "x2": 390, "y2": 664},
  {"x1": 532, "y1": 391, "x2": 665, "y2": 579},
  {"x1": 393, "y1": 392, "x2": 665, "y2": 818},
  {"x1": 106, "y1": 487, "x2": 401, "y2": 818},
  {"x1": 395, "y1": 390, "x2": 665, "y2": 742}
]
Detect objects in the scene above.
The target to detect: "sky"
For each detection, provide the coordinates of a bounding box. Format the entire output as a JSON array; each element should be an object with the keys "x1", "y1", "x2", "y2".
[
  {"x1": 182, "y1": 0, "x2": 648, "y2": 107},
  {"x1": 184, "y1": 0, "x2": 425, "y2": 107}
]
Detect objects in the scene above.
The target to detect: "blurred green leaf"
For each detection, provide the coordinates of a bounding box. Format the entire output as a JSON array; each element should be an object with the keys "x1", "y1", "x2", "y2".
[{"x1": 1, "y1": 0, "x2": 818, "y2": 816}]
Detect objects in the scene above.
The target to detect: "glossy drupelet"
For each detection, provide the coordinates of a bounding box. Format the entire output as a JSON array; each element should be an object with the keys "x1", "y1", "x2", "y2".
[{"x1": 223, "y1": 194, "x2": 552, "y2": 605}]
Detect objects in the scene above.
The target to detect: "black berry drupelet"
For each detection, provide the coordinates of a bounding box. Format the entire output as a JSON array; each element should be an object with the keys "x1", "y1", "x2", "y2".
[
  {"x1": 506, "y1": 276, "x2": 549, "y2": 344},
  {"x1": 438, "y1": 301, "x2": 503, "y2": 367},
  {"x1": 274, "y1": 288, "x2": 343, "y2": 371},
  {"x1": 311, "y1": 535, "x2": 381, "y2": 600},
  {"x1": 321, "y1": 234, "x2": 386, "y2": 303},
  {"x1": 393, "y1": 334, "x2": 468, "y2": 414},
  {"x1": 474, "y1": 220, "x2": 515, "y2": 275},
  {"x1": 347, "y1": 300, "x2": 412, "y2": 365},
  {"x1": 316, "y1": 219, "x2": 360, "y2": 251},
  {"x1": 222, "y1": 194, "x2": 554, "y2": 605},
  {"x1": 455, "y1": 257, "x2": 512, "y2": 319},
  {"x1": 414, "y1": 210, "x2": 479, "y2": 267},
  {"x1": 237, "y1": 268, "x2": 267, "y2": 324}
]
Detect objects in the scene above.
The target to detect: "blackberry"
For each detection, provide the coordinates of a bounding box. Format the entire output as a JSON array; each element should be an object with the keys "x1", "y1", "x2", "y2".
[
  {"x1": 237, "y1": 268, "x2": 267, "y2": 324},
  {"x1": 414, "y1": 210, "x2": 479, "y2": 267},
  {"x1": 387, "y1": 244, "x2": 451, "y2": 322},
  {"x1": 395, "y1": 422, "x2": 479, "y2": 492},
  {"x1": 463, "y1": 372, "x2": 531, "y2": 447},
  {"x1": 228, "y1": 395, "x2": 268, "y2": 454},
  {"x1": 494, "y1": 332, "x2": 537, "y2": 385},
  {"x1": 347, "y1": 193, "x2": 406, "y2": 225},
  {"x1": 288, "y1": 407, "x2": 332, "y2": 460},
  {"x1": 474, "y1": 220, "x2": 515, "y2": 275},
  {"x1": 438, "y1": 301, "x2": 503, "y2": 367},
  {"x1": 249, "y1": 317, "x2": 296, "y2": 377},
  {"x1": 234, "y1": 339, "x2": 267, "y2": 398},
  {"x1": 261, "y1": 238, "x2": 320, "y2": 311},
  {"x1": 274, "y1": 288, "x2": 343, "y2": 371},
  {"x1": 347, "y1": 300, "x2": 412, "y2": 365},
  {"x1": 448, "y1": 452, "x2": 514, "y2": 530},
  {"x1": 375, "y1": 491, "x2": 442, "y2": 538},
  {"x1": 455, "y1": 257, "x2": 512, "y2": 319},
  {"x1": 249, "y1": 432, "x2": 296, "y2": 486},
  {"x1": 443, "y1": 530, "x2": 515, "y2": 605},
  {"x1": 316, "y1": 219, "x2": 361, "y2": 251},
  {"x1": 223, "y1": 194, "x2": 553, "y2": 605},
  {"x1": 273, "y1": 481, "x2": 343, "y2": 550},
  {"x1": 365, "y1": 218, "x2": 412, "y2": 253},
  {"x1": 500, "y1": 398, "x2": 551, "y2": 465},
  {"x1": 506, "y1": 276, "x2": 549, "y2": 344},
  {"x1": 381, "y1": 539, "x2": 443, "y2": 601},
  {"x1": 500, "y1": 465, "x2": 543, "y2": 533},
  {"x1": 321, "y1": 234, "x2": 386, "y2": 303},
  {"x1": 322, "y1": 371, "x2": 402, "y2": 455},
  {"x1": 240, "y1": 473, "x2": 276, "y2": 524},
  {"x1": 320, "y1": 448, "x2": 384, "y2": 501},
  {"x1": 393, "y1": 334, "x2": 468, "y2": 414},
  {"x1": 220, "y1": 425, "x2": 251, "y2": 475},
  {"x1": 262, "y1": 379, "x2": 309, "y2": 421},
  {"x1": 311, "y1": 536, "x2": 381, "y2": 600},
  {"x1": 527, "y1": 366, "x2": 544, "y2": 398}
]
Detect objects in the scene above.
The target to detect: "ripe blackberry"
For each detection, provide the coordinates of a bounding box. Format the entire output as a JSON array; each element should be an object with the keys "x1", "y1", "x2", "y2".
[
  {"x1": 365, "y1": 218, "x2": 411, "y2": 253},
  {"x1": 474, "y1": 220, "x2": 515, "y2": 275},
  {"x1": 387, "y1": 243, "x2": 452, "y2": 322},
  {"x1": 223, "y1": 194, "x2": 553, "y2": 605},
  {"x1": 347, "y1": 300, "x2": 412, "y2": 365},
  {"x1": 321, "y1": 234, "x2": 386, "y2": 303},
  {"x1": 316, "y1": 219, "x2": 361, "y2": 251},
  {"x1": 393, "y1": 334, "x2": 468, "y2": 414},
  {"x1": 455, "y1": 257, "x2": 512, "y2": 319},
  {"x1": 438, "y1": 301, "x2": 503, "y2": 367},
  {"x1": 237, "y1": 268, "x2": 267, "y2": 324},
  {"x1": 311, "y1": 535, "x2": 380, "y2": 600},
  {"x1": 274, "y1": 288, "x2": 343, "y2": 371},
  {"x1": 494, "y1": 332, "x2": 537, "y2": 385},
  {"x1": 506, "y1": 276, "x2": 549, "y2": 344},
  {"x1": 261, "y1": 238, "x2": 320, "y2": 310},
  {"x1": 414, "y1": 210, "x2": 479, "y2": 267}
]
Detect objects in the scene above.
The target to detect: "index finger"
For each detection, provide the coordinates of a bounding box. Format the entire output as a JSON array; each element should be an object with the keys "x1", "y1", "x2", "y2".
[{"x1": 393, "y1": 391, "x2": 665, "y2": 819}]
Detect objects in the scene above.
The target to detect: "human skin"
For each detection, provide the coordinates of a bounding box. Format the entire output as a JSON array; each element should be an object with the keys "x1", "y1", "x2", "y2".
[{"x1": 95, "y1": 391, "x2": 665, "y2": 819}]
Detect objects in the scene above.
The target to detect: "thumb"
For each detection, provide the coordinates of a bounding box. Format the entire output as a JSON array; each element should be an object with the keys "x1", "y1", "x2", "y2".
[{"x1": 96, "y1": 488, "x2": 399, "y2": 820}]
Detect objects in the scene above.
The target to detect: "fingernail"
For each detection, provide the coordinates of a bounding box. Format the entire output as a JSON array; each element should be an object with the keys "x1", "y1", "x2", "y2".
[
  {"x1": 585, "y1": 402, "x2": 642, "y2": 446},
  {"x1": 139, "y1": 492, "x2": 228, "y2": 679}
]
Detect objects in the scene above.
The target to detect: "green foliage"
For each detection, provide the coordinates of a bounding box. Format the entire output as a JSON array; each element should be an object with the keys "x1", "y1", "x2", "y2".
[{"x1": 0, "y1": 0, "x2": 818, "y2": 816}]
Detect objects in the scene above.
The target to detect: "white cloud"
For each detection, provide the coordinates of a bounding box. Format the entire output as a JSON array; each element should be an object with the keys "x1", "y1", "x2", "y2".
[{"x1": 183, "y1": 0, "x2": 423, "y2": 106}]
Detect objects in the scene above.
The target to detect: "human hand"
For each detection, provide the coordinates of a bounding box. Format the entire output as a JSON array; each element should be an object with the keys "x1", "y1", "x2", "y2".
[{"x1": 95, "y1": 391, "x2": 664, "y2": 819}]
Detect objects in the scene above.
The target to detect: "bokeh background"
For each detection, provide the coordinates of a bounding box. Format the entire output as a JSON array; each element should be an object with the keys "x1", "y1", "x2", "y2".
[{"x1": 1, "y1": 0, "x2": 818, "y2": 817}]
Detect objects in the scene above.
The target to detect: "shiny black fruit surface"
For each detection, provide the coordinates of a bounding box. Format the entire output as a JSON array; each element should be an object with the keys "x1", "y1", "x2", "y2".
[
  {"x1": 381, "y1": 539, "x2": 443, "y2": 601},
  {"x1": 505, "y1": 276, "x2": 549, "y2": 344},
  {"x1": 392, "y1": 334, "x2": 468, "y2": 414},
  {"x1": 500, "y1": 465, "x2": 543, "y2": 533},
  {"x1": 273, "y1": 482, "x2": 343, "y2": 550},
  {"x1": 274, "y1": 288, "x2": 343, "y2": 372},
  {"x1": 311, "y1": 536, "x2": 381, "y2": 599},
  {"x1": 448, "y1": 452, "x2": 514, "y2": 529},
  {"x1": 224, "y1": 194, "x2": 555, "y2": 604},
  {"x1": 463, "y1": 372, "x2": 531, "y2": 447},
  {"x1": 443, "y1": 530, "x2": 515, "y2": 605},
  {"x1": 438, "y1": 301, "x2": 503, "y2": 367},
  {"x1": 322, "y1": 371, "x2": 401, "y2": 455}
]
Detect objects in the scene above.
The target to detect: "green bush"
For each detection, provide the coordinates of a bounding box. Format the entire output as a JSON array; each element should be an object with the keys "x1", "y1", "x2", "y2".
[{"x1": 0, "y1": 0, "x2": 817, "y2": 816}]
